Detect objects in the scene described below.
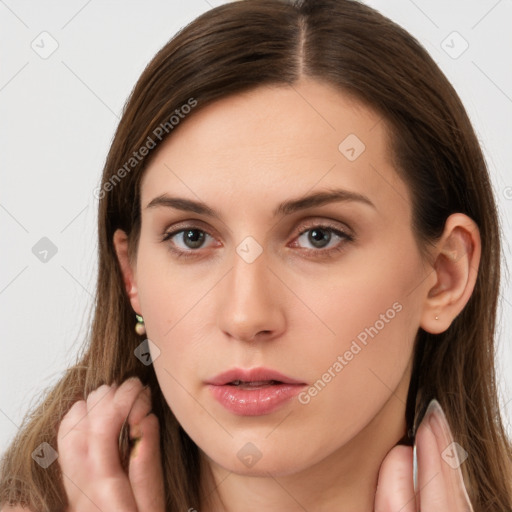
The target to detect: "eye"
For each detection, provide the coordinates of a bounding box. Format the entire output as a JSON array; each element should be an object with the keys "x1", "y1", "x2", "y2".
[
  {"x1": 161, "y1": 227, "x2": 216, "y2": 258},
  {"x1": 291, "y1": 224, "x2": 353, "y2": 256},
  {"x1": 161, "y1": 222, "x2": 354, "y2": 259}
]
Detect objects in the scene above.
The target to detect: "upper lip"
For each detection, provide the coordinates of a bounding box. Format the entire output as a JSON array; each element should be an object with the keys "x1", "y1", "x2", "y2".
[{"x1": 205, "y1": 367, "x2": 306, "y2": 386}]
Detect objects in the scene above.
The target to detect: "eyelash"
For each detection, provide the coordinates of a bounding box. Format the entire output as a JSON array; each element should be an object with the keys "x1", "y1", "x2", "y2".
[{"x1": 161, "y1": 222, "x2": 354, "y2": 260}]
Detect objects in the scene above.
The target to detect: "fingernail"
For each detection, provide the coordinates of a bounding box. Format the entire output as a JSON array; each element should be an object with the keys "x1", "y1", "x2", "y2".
[
  {"x1": 424, "y1": 401, "x2": 468, "y2": 472},
  {"x1": 424, "y1": 399, "x2": 451, "y2": 434},
  {"x1": 423, "y1": 399, "x2": 473, "y2": 509},
  {"x1": 412, "y1": 440, "x2": 418, "y2": 495},
  {"x1": 424, "y1": 399, "x2": 455, "y2": 445}
]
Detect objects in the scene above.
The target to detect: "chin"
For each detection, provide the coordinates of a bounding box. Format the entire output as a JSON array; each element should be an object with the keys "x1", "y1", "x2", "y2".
[{"x1": 203, "y1": 444, "x2": 315, "y2": 478}]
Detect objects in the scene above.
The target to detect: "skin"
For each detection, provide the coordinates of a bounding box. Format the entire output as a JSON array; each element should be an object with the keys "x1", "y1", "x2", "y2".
[{"x1": 39, "y1": 78, "x2": 480, "y2": 512}]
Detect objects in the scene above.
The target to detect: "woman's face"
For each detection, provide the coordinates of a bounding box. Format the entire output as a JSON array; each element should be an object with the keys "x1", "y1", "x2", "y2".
[{"x1": 119, "y1": 78, "x2": 435, "y2": 478}]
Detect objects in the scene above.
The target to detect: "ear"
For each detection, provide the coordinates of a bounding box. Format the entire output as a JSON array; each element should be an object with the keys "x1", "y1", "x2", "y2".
[
  {"x1": 113, "y1": 228, "x2": 141, "y2": 315},
  {"x1": 420, "y1": 213, "x2": 481, "y2": 334}
]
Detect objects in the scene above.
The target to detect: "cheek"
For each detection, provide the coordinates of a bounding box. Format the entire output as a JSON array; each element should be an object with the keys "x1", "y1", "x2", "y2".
[
  {"x1": 134, "y1": 246, "x2": 217, "y2": 393},
  {"x1": 136, "y1": 259, "x2": 209, "y2": 427},
  {"x1": 135, "y1": 242, "x2": 207, "y2": 341},
  {"x1": 293, "y1": 248, "x2": 421, "y2": 434},
  {"x1": 290, "y1": 242, "x2": 416, "y2": 353},
  {"x1": 294, "y1": 274, "x2": 411, "y2": 390}
]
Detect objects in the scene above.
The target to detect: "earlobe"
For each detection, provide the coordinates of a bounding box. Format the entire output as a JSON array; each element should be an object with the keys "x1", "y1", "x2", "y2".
[
  {"x1": 113, "y1": 228, "x2": 141, "y2": 314},
  {"x1": 420, "y1": 213, "x2": 481, "y2": 334}
]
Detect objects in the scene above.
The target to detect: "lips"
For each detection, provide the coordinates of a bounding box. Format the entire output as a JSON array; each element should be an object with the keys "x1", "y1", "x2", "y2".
[
  {"x1": 205, "y1": 367, "x2": 306, "y2": 386},
  {"x1": 205, "y1": 367, "x2": 307, "y2": 416}
]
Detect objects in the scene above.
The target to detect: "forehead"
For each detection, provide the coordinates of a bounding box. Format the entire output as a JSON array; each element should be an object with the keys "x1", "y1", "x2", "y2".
[{"x1": 140, "y1": 78, "x2": 411, "y2": 222}]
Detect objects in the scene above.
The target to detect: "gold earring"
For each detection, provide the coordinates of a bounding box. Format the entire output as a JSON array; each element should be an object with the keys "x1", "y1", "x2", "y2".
[{"x1": 135, "y1": 314, "x2": 146, "y2": 335}]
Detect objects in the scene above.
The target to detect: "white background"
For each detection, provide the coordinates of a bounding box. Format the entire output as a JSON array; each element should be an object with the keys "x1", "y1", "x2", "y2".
[{"x1": 1, "y1": 0, "x2": 511, "y2": 452}]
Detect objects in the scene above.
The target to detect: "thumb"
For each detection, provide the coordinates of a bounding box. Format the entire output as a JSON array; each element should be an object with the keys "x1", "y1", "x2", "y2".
[{"x1": 128, "y1": 412, "x2": 166, "y2": 512}]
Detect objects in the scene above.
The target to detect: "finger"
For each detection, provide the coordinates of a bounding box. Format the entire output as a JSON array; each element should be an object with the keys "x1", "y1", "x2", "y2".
[
  {"x1": 416, "y1": 411, "x2": 449, "y2": 510},
  {"x1": 374, "y1": 444, "x2": 416, "y2": 512},
  {"x1": 423, "y1": 400, "x2": 474, "y2": 511},
  {"x1": 57, "y1": 397, "x2": 134, "y2": 510},
  {"x1": 57, "y1": 400, "x2": 89, "y2": 482},
  {"x1": 87, "y1": 377, "x2": 145, "y2": 476},
  {"x1": 58, "y1": 399, "x2": 89, "y2": 441},
  {"x1": 127, "y1": 385, "x2": 153, "y2": 429},
  {"x1": 119, "y1": 386, "x2": 153, "y2": 473},
  {"x1": 86, "y1": 383, "x2": 115, "y2": 411},
  {"x1": 129, "y1": 413, "x2": 166, "y2": 512}
]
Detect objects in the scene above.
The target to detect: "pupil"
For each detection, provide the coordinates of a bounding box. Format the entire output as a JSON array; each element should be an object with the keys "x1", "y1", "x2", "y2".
[{"x1": 309, "y1": 228, "x2": 330, "y2": 248}]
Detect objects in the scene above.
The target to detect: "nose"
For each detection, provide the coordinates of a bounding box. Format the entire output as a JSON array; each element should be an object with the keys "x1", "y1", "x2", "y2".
[{"x1": 217, "y1": 245, "x2": 285, "y2": 343}]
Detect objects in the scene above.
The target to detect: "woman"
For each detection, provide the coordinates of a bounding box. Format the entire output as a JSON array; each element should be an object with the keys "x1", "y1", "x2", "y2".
[{"x1": 1, "y1": 0, "x2": 511, "y2": 510}]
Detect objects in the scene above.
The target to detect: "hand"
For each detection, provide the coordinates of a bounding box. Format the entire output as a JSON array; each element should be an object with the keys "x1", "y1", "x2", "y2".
[
  {"x1": 56, "y1": 376, "x2": 165, "y2": 512},
  {"x1": 374, "y1": 399, "x2": 474, "y2": 511}
]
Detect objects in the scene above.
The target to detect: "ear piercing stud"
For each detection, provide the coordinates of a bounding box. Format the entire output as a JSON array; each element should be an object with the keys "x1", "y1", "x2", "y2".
[{"x1": 135, "y1": 314, "x2": 146, "y2": 335}]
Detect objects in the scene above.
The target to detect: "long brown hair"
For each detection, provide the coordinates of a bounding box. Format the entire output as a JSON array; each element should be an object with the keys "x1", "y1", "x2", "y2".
[{"x1": 1, "y1": 0, "x2": 511, "y2": 510}]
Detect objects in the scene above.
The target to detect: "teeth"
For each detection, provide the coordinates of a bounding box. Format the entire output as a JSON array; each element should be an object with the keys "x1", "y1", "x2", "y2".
[{"x1": 230, "y1": 380, "x2": 279, "y2": 386}]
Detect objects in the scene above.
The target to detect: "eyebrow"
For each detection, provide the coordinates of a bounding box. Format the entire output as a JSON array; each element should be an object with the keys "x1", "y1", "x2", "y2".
[{"x1": 145, "y1": 188, "x2": 376, "y2": 219}]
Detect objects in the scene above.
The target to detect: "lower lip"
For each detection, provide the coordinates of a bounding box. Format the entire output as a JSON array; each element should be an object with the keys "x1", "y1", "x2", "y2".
[{"x1": 207, "y1": 383, "x2": 306, "y2": 416}]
